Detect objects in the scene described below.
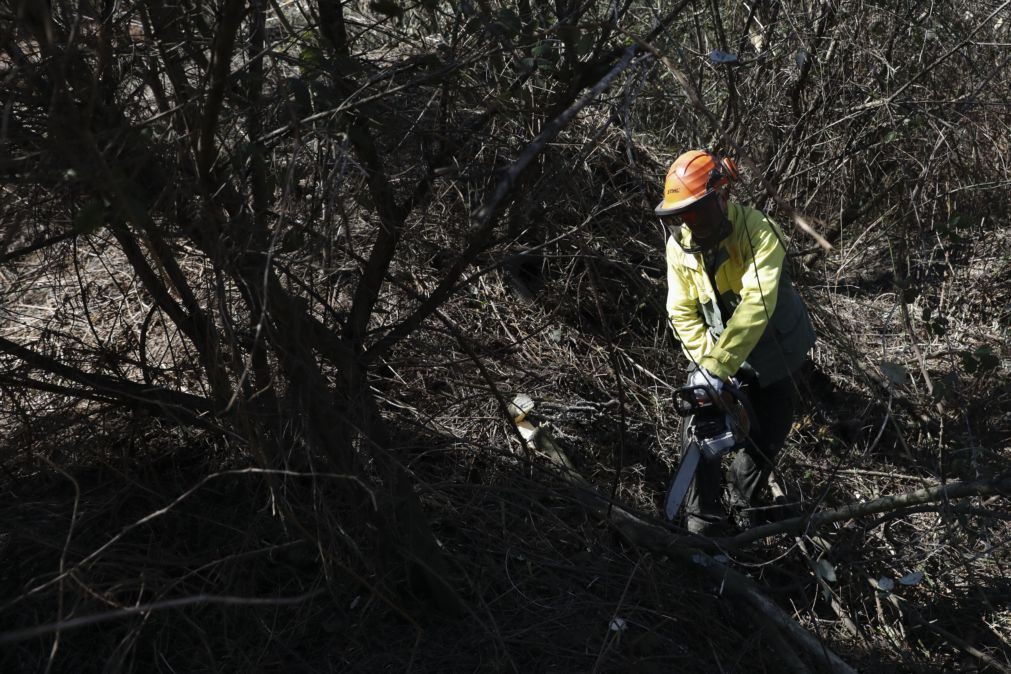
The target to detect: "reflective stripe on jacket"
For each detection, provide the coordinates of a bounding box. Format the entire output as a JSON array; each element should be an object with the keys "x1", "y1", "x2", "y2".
[{"x1": 665, "y1": 202, "x2": 815, "y2": 387}]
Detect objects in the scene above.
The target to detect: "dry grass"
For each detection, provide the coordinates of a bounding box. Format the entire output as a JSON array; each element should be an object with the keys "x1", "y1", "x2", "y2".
[{"x1": 3, "y1": 1, "x2": 1011, "y2": 671}]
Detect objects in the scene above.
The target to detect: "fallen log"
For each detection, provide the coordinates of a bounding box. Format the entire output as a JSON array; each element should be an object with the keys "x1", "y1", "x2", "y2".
[
  {"x1": 725, "y1": 474, "x2": 1011, "y2": 547},
  {"x1": 524, "y1": 424, "x2": 857, "y2": 674}
]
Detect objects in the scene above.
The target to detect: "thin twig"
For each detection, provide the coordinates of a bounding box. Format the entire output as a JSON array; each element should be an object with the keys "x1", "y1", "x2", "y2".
[
  {"x1": 0, "y1": 589, "x2": 326, "y2": 645},
  {"x1": 726, "y1": 475, "x2": 1011, "y2": 547},
  {"x1": 618, "y1": 28, "x2": 833, "y2": 252}
]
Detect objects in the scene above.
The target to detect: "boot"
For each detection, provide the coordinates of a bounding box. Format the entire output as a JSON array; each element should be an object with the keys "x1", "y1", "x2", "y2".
[
  {"x1": 726, "y1": 485, "x2": 755, "y2": 531},
  {"x1": 687, "y1": 505, "x2": 731, "y2": 536}
]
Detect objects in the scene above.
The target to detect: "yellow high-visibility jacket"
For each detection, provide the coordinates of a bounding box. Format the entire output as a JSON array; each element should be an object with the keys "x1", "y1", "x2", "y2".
[{"x1": 665, "y1": 202, "x2": 815, "y2": 386}]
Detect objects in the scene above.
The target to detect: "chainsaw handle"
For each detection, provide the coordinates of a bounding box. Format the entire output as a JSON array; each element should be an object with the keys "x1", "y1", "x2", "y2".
[{"x1": 674, "y1": 380, "x2": 745, "y2": 417}]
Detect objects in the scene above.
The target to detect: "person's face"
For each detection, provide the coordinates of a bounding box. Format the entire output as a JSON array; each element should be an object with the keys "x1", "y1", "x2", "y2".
[{"x1": 662, "y1": 193, "x2": 728, "y2": 249}]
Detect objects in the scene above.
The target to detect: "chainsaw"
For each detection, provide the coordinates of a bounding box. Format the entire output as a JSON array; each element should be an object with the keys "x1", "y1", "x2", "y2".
[{"x1": 664, "y1": 379, "x2": 752, "y2": 522}]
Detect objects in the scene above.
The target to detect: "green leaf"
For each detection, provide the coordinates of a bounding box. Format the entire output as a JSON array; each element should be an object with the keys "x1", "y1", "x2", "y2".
[
  {"x1": 284, "y1": 77, "x2": 312, "y2": 116},
  {"x1": 347, "y1": 122, "x2": 372, "y2": 147},
  {"x1": 931, "y1": 372, "x2": 958, "y2": 403},
  {"x1": 876, "y1": 576, "x2": 895, "y2": 593},
  {"x1": 898, "y1": 571, "x2": 923, "y2": 586},
  {"x1": 957, "y1": 348, "x2": 997, "y2": 374},
  {"x1": 973, "y1": 346, "x2": 1000, "y2": 373},
  {"x1": 880, "y1": 361, "x2": 909, "y2": 387},
  {"x1": 280, "y1": 228, "x2": 305, "y2": 253},
  {"x1": 496, "y1": 8, "x2": 522, "y2": 38},
  {"x1": 532, "y1": 41, "x2": 556, "y2": 60},
  {"x1": 556, "y1": 24, "x2": 580, "y2": 46},
  {"x1": 331, "y1": 55, "x2": 363, "y2": 76},
  {"x1": 73, "y1": 199, "x2": 106, "y2": 234},
  {"x1": 309, "y1": 80, "x2": 340, "y2": 110},
  {"x1": 299, "y1": 46, "x2": 324, "y2": 72},
  {"x1": 352, "y1": 189, "x2": 374, "y2": 210},
  {"x1": 369, "y1": 0, "x2": 403, "y2": 17},
  {"x1": 816, "y1": 559, "x2": 837, "y2": 583},
  {"x1": 464, "y1": 18, "x2": 483, "y2": 35}
]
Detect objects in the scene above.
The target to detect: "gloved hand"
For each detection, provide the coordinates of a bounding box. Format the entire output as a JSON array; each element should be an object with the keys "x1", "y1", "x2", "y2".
[{"x1": 689, "y1": 367, "x2": 724, "y2": 398}]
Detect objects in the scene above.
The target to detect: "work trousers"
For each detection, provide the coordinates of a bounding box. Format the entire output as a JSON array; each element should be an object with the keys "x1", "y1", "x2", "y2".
[{"x1": 682, "y1": 370, "x2": 797, "y2": 529}]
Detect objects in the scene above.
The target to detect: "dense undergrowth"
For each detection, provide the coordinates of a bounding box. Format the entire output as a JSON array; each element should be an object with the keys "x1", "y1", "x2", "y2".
[{"x1": 2, "y1": 1, "x2": 1010, "y2": 671}]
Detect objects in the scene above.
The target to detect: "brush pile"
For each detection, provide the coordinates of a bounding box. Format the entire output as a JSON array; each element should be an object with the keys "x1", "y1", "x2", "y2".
[{"x1": 2, "y1": 2, "x2": 1009, "y2": 671}]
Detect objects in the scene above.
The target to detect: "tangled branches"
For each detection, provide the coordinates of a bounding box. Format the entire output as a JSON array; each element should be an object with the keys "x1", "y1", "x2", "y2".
[{"x1": 2, "y1": 0, "x2": 1010, "y2": 671}]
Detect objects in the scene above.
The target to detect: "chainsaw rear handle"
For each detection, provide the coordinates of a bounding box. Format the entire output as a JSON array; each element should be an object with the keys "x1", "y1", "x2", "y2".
[{"x1": 674, "y1": 379, "x2": 746, "y2": 417}]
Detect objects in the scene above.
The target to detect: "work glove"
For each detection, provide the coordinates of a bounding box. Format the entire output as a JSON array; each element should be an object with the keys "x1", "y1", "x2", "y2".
[{"x1": 689, "y1": 367, "x2": 724, "y2": 398}]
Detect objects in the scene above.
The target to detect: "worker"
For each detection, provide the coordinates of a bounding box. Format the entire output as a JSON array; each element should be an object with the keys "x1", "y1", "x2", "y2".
[{"x1": 657, "y1": 150, "x2": 816, "y2": 534}]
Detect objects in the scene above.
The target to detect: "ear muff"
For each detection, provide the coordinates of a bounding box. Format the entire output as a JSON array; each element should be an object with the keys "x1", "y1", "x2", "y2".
[
  {"x1": 704, "y1": 153, "x2": 738, "y2": 190},
  {"x1": 721, "y1": 156, "x2": 739, "y2": 182}
]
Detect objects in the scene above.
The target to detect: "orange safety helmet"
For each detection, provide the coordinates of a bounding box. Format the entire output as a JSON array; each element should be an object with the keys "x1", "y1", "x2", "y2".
[{"x1": 654, "y1": 150, "x2": 739, "y2": 216}]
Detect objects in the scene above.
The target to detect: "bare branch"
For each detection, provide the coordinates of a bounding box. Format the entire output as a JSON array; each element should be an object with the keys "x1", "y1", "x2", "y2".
[
  {"x1": 364, "y1": 46, "x2": 639, "y2": 363},
  {"x1": 0, "y1": 589, "x2": 326, "y2": 645},
  {"x1": 727, "y1": 475, "x2": 1011, "y2": 547}
]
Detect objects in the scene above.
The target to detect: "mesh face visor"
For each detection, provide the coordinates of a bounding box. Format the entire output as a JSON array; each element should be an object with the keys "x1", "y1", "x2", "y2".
[{"x1": 662, "y1": 193, "x2": 731, "y2": 253}]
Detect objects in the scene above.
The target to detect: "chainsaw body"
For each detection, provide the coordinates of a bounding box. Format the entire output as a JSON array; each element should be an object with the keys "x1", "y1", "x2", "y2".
[
  {"x1": 676, "y1": 382, "x2": 750, "y2": 461},
  {"x1": 663, "y1": 380, "x2": 752, "y2": 521}
]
